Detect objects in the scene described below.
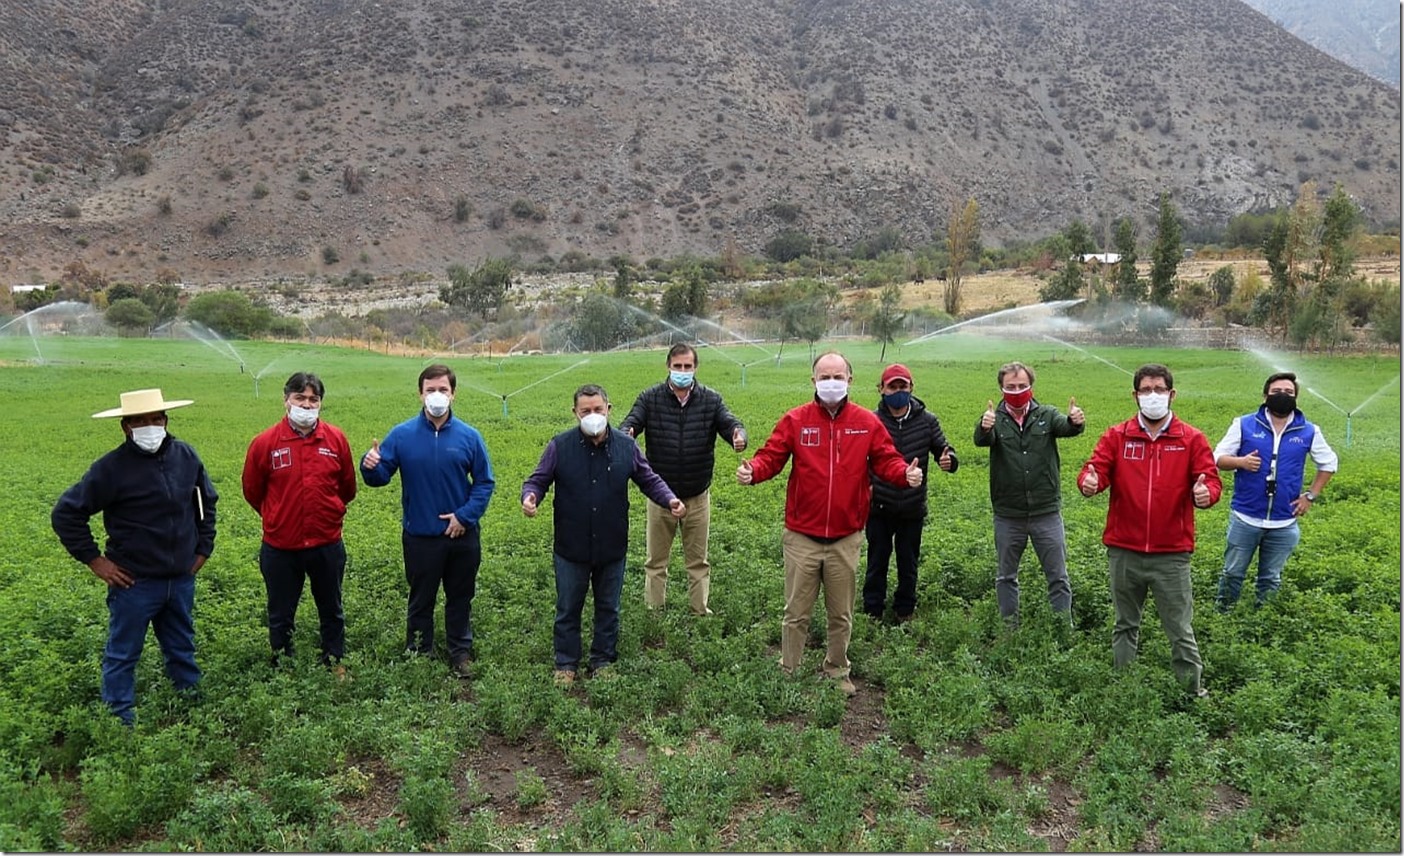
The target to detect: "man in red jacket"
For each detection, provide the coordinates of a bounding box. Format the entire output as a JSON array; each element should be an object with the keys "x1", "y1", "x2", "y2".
[
  {"x1": 738, "y1": 351, "x2": 922, "y2": 695},
  {"x1": 243, "y1": 372, "x2": 358, "y2": 671},
  {"x1": 1078, "y1": 363, "x2": 1221, "y2": 697}
]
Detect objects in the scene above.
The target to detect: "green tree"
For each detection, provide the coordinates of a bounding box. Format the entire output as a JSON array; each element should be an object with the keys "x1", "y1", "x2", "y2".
[
  {"x1": 944, "y1": 197, "x2": 981, "y2": 316},
  {"x1": 660, "y1": 265, "x2": 708, "y2": 321},
  {"x1": 778, "y1": 278, "x2": 833, "y2": 359},
  {"x1": 105, "y1": 298, "x2": 155, "y2": 335},
  {"x1": 184, "y1": 291, "x2": 272, "y2": 338},
  {"x1": 1039, "y1": 259, "x2": 1084, "y2": 302},
  {"x1": 440, "y1": 258, "x2": 513, "y2": 318},
  {"x1": 570, "y1": 292, "x2": 631, "y2": 351},
  {"x1": 869, "y1": 282, "x2": 905, "y2": 361},
  {"x1": 1112, "y1": 217, "x2": 1144, "y2": 302},
  {"x1": 140, "y1": 284, "x2": 183, "y2": 327},
  {"x1": 1064, "y1": 220, "x2": 1096, "y2": 257},
  {"x1": 1207, "y1": 265, "x2": 1236, "y2": 307},
  {"x1": 1149, "y1": 192, "x2": 1182, "y2": 307},
  {"x1": 1316, "y1": 183, "x2": 1360, "y2": 284},
  {"x1": 765, "y1": 229, "x2": 814, "y2": 263}
]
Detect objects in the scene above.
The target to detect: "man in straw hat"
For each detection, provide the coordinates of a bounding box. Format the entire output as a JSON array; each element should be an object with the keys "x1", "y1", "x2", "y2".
[{"x1": 52, "y1": 388, "x2": 218, "y2": 726}]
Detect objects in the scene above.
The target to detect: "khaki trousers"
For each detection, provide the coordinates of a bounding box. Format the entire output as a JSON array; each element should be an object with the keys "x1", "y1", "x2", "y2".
[
  {"x1": 643, "y1": 490, "x2": 712, "y2": 615},
  {"x1": 780, "y1": 528, "x2": 861, "y2": 679}
]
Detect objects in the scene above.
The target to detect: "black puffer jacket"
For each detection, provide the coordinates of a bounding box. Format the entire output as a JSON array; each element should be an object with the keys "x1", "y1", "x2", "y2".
[
  {"x1": 618, "y1": 380, "x2": 746, "y2": 498},
  {"x1": 868, "y1": 396, "x2": 957, "y2": 520}
]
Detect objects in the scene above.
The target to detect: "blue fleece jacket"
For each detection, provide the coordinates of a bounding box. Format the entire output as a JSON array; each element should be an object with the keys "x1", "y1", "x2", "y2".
[{"x1": 361, "y1": 410, "x2": 495, "y2": 536}]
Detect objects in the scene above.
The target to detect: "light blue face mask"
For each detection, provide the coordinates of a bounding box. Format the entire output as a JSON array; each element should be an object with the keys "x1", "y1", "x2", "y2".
[{"x1": 670, "y1": 370, "x2": 695, "y2": 388}]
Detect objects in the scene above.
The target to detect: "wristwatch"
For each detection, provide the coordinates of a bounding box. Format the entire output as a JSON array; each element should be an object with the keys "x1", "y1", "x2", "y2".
[{"x1": 1303, "y1": 491, "x2": 1317, "y2": 503}]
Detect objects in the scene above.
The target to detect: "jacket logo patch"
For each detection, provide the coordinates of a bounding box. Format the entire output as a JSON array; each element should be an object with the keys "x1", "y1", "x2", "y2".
[
  {"x1": 1250, "y1": 430, "x2": 1267, "y2": 439},
  {"x1": 317, "y1": 447, "x2": 340, "y2": 458},
  {"x1": 1164, "y1": 444, "x2": 1186, "y2": 452},
  {"x1": 800, "y1": 427, "x2": 821, "y2": 447},
  {"x1": 843, "y1": 428, "x2": 870, "y2": 436},
  {"x1": 1123, "y1": 441, "x2": 1145, "y2": 461},
  {"x1": 1287, "y1": 436, "x2": 1307, "y2": 445},
  {"x1": 272, "y1": 448, "x2": 292, "y2": 469}
]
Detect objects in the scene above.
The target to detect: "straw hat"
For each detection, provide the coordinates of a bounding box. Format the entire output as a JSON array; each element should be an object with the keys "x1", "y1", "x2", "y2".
[{"x1": 92, "y1": 388, "x2": 194, "y2": 419}]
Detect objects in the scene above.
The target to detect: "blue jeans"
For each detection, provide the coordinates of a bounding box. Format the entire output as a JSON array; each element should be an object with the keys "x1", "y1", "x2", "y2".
[
  {"x1": 552, "y1": 554, "x2": 626, "y2": 672},
  {"x1": 863, "y1": 514, "x2": 923, "y2": 617},
  {"x1": 402, "y1": 530, "x2": 480, "y2": 659},
  {"x1": 260, "y1": 540, "x2": 346, "y2": 661},
  {"x1": 104, "y1": 574, "x2": 200, "y2": 724},
  {"x1": 1215, "y1": 516, "x2": 1301, "y2": 610}
]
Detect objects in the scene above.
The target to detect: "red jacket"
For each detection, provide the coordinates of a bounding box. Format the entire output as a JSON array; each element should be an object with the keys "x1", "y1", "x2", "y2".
[
  {"x1": 748, "y1": 399, "x2": 910, "y2": 539},
  {"x1": 243, "y1": 418, "x2": 358, "y2": 550},
  {"x1": 1079, "y1": 414, "x2": 1221, "y2": 554}
]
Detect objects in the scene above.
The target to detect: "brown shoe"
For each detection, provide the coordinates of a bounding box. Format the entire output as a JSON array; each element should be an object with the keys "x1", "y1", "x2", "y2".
[
  {"x1": 835, "y1": 676, "x2": 856, "y2": 696},
  {"x1": 553, "y1": 669, "x2": 576, "y2": 687}
]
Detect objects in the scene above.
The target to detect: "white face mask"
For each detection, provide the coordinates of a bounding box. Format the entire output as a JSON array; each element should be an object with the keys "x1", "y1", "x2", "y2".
[
  {"x1": 424, "y1": 391, "x2": 451, "y2": 418},
  {"x1": 130, "y1": 425, "x2": 166, "y2": 453},
  {"x1": 288, "y1": 405, "x2": 319, "y2": 429},
  {"x1": 1138, "y1": 392, "x2": 1171, "y2": 421},
  {"x1": 815, "y1": 379, "x2": 849, "y2": 405},
  {"x1": 580, "y1": 413, "x2": 609, "y2": 437}
]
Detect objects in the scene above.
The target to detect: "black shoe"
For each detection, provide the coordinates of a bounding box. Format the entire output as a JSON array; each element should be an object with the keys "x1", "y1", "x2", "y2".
[
  {"x1": 895, "y1": 612, "x2": 915, "y2": 624},
  {"x1": 451, "y1": 653, "x2": 473, "y2": 678}
]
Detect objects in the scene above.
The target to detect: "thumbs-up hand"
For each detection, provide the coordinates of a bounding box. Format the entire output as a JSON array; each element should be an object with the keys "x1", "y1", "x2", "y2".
[
  {"x1": 522, "y1": 492, "x2": 539, "y2": 517},
  {"x1": 981, "y1": 399, "x2": 997, "y2": 431},
  {"x1": 905, "y1": 457, "x2": 924, "y2": 487},
  {"x1": 1068, "y1": 396, "x2": 1084, "y2": 426},
  {"x1": 1192, "y1": 473, "x2": 1211, "y2": 508},
  {"x1": 938, "y1": 446, "x2": 954, "y2": 471},
  {"x1": 1238, "y1": 449, "x2": 1262, "y2": 472},
  {"x1": 736, "y1": 460, "x2": 754, "y2": 485},
  {"x1": 362, "y1": 439, "x2": 381, "y2": 470},
  {"x1": 1079, "y1": 465, "x2": 1099, "y2": 496},
  {"x1": 732, "y1": 428, "x2": 747, "y2": 452},
  {"x1": 624, "y1": 426, "x2": 636, "y2": 438}
]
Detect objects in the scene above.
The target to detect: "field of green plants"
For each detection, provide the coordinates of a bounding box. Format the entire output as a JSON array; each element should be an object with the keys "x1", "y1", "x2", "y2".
[{"x1": 0, "y1": 333, "x2": 1398, "y2": 852}]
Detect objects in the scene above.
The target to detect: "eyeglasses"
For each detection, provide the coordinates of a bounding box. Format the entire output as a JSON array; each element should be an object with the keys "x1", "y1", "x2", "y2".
[{"x1": 1136, "y1": 386, "x2": 1171, "y2": 396}]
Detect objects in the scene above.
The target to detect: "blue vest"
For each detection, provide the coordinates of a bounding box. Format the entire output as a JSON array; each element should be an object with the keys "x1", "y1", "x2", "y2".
[
  {"x1": 550, "y1": 428, "x2": 638, "y2": 564},
  {"x1": 1229, "y1": 408, "x2": 1316, "y2": 522}
]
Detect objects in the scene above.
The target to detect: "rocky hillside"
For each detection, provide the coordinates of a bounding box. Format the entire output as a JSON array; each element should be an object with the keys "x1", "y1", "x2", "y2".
[
  {"x1": 1239, "y1": 0, "x2": 1401, "y2": 87},
  {"x1": 0, "y1": 0, "x2": 1397, "y2": 285}
]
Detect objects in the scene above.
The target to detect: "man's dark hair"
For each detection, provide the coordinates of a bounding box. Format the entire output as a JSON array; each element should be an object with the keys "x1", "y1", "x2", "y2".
[
  {"x1": 284, "y1": 372, "x2": 325, "y2": 398},
  {"x1": 997, "y1": 361, "x2": 1035, "y2": 388},
  {"x1": 1263, "y1": 372, "x2": 1298, "y2": 397},
  {"x1": 419, "y1": 364, "x2": 456, "y2": 392},
  {"x1": 667, "y1": 343, "x2": 698, "y2": 365},
  {"x1": 574, "y1": 383, "x2": 609, "y2": 407},
  {"x1": 1133, "y1": 363, "x2": 1174, "y2": 391}
]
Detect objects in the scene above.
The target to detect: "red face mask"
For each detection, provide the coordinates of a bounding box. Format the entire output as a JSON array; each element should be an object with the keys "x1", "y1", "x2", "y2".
[{"x1": 1003, "y1": 388, "x2": 1033, "y2": 410}]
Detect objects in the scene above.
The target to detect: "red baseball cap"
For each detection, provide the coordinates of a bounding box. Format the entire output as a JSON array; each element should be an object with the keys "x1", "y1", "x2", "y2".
[{"x1": 880, "y1": 364, "x2": 913, "y2": 386}]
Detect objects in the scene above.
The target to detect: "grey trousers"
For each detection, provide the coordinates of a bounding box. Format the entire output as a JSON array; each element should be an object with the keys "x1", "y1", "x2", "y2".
[
  {"x1": 1107, "y1": 546, "x2": 1203, "y2": 693},
  {"x1": 994, "y1": 512, "x2": 1072, "y2": 619}
]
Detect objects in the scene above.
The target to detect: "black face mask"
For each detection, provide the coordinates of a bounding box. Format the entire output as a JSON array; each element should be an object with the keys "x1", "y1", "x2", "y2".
[{"x1": 1265, "y1": 392, "x2": 1296, "y2": 417}]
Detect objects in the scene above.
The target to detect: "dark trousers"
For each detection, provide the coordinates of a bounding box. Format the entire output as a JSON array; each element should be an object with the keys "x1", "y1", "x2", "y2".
[
  {"x1": 552, "y1": 553, "x2": 626, "y2": 672},
  {"x1": 402, "y1": 530, "x2": 480, "y2": 659},
  {"x1": 260, "y1": 540, "x2": 346, "y2": 661},
  {"x1": 864, "y1": 514, "x2": 924, "y2": 617},
  {"x1": 104, "y1": 574, "x2": 199, "y2": 724}
]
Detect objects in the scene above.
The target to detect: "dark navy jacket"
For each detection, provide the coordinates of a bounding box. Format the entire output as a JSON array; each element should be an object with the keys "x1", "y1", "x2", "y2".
[
  {"x1": 52, "y1": 434, "x2": 218, "y2": 578},
  {"x1": 869, "y1": 396, "x2": 958, "y2": 520},
  {"x1": 618, "y1": 380, "x2": 745, "y2": 498},
  {"x1": 521, "y1": 427, "x2": 677, "y2": 564}
]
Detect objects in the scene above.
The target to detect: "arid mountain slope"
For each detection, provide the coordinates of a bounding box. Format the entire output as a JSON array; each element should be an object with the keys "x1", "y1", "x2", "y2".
[{"x1": 0, "y1": 0, "x2": 1397, "y2": 284}]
